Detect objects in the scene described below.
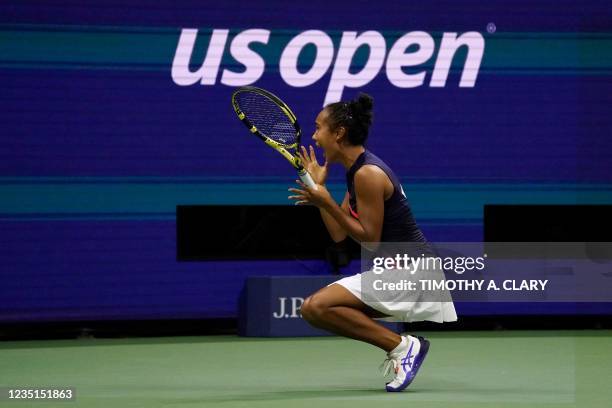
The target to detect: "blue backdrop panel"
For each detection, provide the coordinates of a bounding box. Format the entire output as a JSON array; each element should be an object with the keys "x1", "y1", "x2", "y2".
[
  {"x1": 0, "y1": 219, "x2": 341, "y2": 321},
  {"x1": 1, "y1": 0, "x2": 611, "y2": 321},
  {"x1": 238, "y1": 276, "x2": 403, "y2": 337}
]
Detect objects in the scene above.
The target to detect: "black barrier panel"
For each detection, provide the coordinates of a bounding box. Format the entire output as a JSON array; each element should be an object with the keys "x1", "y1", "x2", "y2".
[
  {"x1": 484, "y1": 205, "x2": 612, "y2": 242},
  {"x1": 177, "y1": 205, "x2": 360, "y2": 260}
]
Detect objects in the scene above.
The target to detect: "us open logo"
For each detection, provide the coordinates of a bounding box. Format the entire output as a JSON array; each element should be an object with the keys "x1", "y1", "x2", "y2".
[{"x1": 172, "y1": 28, "x2": 485, "y2": 106}]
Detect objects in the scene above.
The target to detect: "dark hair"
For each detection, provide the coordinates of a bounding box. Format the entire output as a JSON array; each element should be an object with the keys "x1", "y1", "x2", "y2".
[{"x1": 325, "y1": 93, "x2": 374, "y2": 145}]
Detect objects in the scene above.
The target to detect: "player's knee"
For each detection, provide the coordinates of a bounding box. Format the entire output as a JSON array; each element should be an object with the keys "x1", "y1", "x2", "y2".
[
  {"x1": 301, "y1": 294, "x2": 327, "y2": 323},
  {"x1": 300, "y1": 296, "x2": 315, "y2": 323}
]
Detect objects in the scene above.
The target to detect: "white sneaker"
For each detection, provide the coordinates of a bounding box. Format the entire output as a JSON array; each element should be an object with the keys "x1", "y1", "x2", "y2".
[{"x1": 380, "y1": 335, "x2": 430, "y2": 392}]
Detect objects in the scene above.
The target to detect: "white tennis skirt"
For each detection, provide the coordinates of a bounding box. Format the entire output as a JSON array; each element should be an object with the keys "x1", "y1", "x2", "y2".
[{"x1": 330, "y1": 270, "x2": 458, "y2": 323}]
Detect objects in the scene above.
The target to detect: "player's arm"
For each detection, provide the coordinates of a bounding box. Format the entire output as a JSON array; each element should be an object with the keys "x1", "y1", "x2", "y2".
[
  {"x1": 319, "y1": 192, "x2": 350, "y2": 243},
  {"x1": 288, "y1": 165, "x2": 385, "y2": 245},
  {"x1": 293, "y1": 146, "x2": 350, "y2": 242},
  {"x1": 321, "y1": 166, "x2": 385, "y2": 245}
]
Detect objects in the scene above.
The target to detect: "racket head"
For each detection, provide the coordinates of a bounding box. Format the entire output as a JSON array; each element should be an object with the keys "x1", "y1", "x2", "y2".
[{"x1": 232, "y1": 86, "x2": 303, "y2": 168}]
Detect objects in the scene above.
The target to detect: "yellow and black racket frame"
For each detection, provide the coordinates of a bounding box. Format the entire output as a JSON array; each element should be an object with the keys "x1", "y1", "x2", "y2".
[{"x1": 231, "y1": 86, "x2": 304, "y2": 170}]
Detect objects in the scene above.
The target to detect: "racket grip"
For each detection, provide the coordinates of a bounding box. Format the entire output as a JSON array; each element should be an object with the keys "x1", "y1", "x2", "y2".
[{"x1": 298, "y1": 169, "x2": 318, "y2": 190}]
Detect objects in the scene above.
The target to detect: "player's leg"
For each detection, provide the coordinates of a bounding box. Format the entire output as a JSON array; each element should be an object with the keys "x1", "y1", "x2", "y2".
[
  {"x1": 302, "y1": 283, "x2": 430, "y2": 391},
  {"x1": 300, "y1": 283, "x2": 401, "y2": 352}
]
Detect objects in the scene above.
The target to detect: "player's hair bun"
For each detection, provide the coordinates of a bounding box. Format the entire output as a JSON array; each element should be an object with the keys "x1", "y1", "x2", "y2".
[
  {"x1": 354, "y1": 93, "x2": 374, "y2": 116},
  {"x1": 325, "y1": 93, "x2": 374, "y2": 146}
]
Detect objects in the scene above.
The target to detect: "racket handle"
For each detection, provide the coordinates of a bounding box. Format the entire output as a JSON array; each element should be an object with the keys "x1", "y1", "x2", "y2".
[{"x1": 298, "y1": 169, "x2": 318, "y2": 190}]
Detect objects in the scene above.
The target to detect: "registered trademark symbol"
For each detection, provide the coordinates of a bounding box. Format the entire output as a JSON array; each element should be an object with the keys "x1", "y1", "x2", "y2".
[{"x1": 487, "y1": 23, "x2": 496, "y2": 33}]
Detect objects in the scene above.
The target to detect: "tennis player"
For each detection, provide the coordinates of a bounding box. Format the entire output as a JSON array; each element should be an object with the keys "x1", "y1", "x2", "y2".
[{"x1": 288, "y1": 93, "x2": 457, "y2": 392}]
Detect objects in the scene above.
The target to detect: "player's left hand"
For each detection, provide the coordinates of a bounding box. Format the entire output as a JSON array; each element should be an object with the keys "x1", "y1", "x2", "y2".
[{"x1": 288, "y1": 180, "x2": 333, "y2": 208}]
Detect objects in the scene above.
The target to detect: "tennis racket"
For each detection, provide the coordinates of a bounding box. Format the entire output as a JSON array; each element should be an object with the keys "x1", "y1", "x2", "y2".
[{"x1": 231, "y1": 86, "x2": 317, "y2": 189}]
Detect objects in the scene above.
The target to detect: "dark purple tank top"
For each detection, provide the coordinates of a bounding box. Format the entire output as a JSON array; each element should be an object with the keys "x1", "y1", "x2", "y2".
[{"x1": 346, "y1": 150, "x2": 427, "y2": 243}]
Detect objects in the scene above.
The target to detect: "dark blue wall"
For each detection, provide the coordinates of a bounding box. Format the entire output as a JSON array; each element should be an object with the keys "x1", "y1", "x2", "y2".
[{"x1": 1, "y1": 0, "x2": 611, "y2": 321}]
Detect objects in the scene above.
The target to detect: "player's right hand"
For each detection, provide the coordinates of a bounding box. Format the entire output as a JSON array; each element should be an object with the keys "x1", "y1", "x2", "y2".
[{"x1": 299, "y1": 146, "x2": 328, "y2": 185}]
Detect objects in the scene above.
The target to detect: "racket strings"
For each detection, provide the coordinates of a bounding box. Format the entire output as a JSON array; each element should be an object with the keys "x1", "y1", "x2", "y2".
[{"x1": 235, "y1": 92, "x2": 298, "y2": 146}]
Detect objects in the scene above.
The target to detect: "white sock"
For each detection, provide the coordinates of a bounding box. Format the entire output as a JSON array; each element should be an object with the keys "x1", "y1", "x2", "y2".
[{"x1": 389, "y1": 336, "x2": 408, "y2": 356}]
